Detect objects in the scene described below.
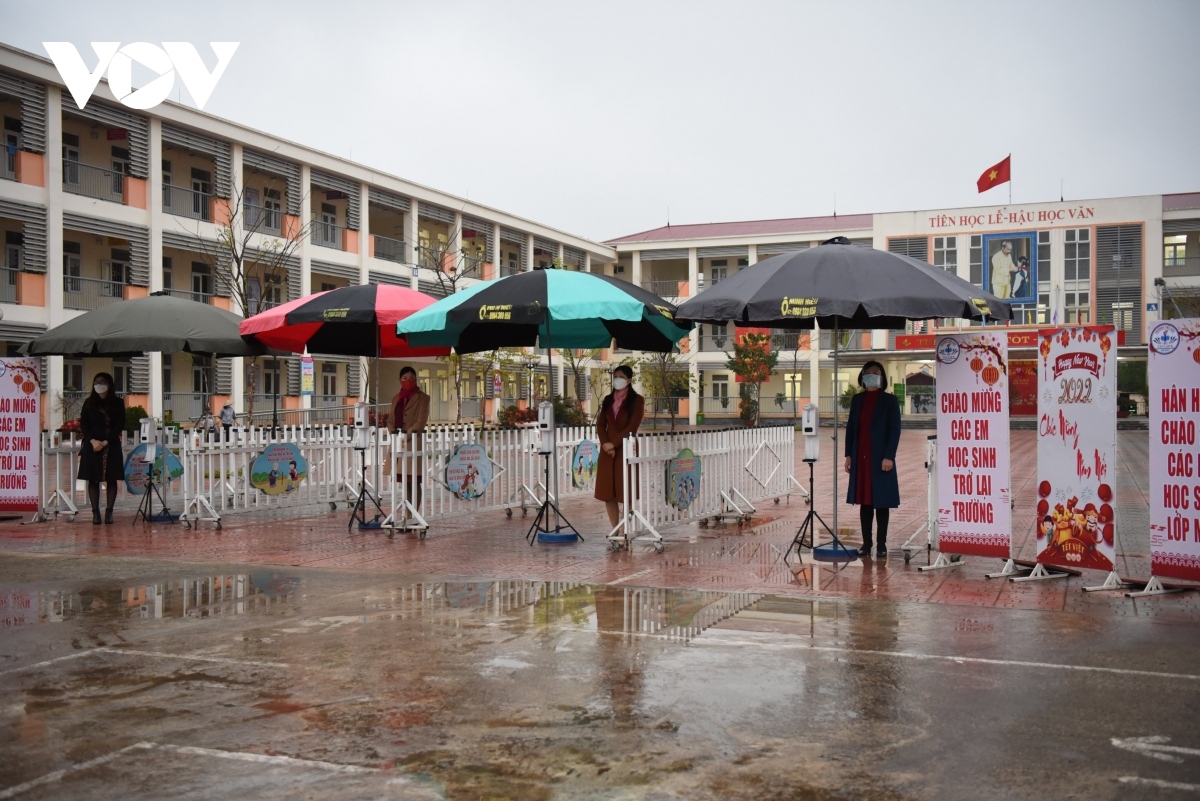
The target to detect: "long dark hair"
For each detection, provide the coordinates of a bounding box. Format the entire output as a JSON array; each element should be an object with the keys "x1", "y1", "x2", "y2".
[
  {"x1": 82, "y1": 371, "x2": 122, "y2": 413},
  {"x1": 599, "y1": 365, "x2": 636, "y2": 416}
]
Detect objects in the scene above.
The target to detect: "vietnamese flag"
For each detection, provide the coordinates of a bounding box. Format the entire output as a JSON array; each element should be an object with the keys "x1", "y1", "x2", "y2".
[{"x1": 977, "y1": 156, "x2": 1011, "y2": 193}]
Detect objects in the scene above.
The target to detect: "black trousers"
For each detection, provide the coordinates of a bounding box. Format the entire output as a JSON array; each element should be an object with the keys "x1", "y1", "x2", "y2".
[{"x1": 859, "y1": 505, "x2": 890, "y2": 548}]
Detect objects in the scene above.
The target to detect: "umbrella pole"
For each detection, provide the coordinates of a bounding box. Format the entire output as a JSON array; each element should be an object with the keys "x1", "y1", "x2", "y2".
[{"x1": 833, "y1": 324, "x2": 838, "y2": 541}]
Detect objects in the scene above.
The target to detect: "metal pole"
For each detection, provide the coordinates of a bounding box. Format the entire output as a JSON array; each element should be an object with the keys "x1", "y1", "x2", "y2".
[
  {"x1": 545, "y1": 313, "x2": 559, "y2": 533},
  {"x1": 832, "y1": 323, "x2": 839, "y2": 539}
]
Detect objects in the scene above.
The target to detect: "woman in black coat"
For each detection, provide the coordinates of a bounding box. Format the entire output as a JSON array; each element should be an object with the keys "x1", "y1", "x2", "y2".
[
  {"x1": 843, "y1": 361, "x2": 901, "y2": 558},
  {"x1": 77, "y1": 371, "x2": 126, "y2": 524}
]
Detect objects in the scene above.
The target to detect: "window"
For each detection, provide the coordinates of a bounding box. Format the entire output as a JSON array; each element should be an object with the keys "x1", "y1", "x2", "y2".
[
  {"x1": 161, "y1": 159, "x2": 172, "y2": 208},
  {"x1": 1065, "y1": 228, "x2": 1091, "y2": 323},
  {"x1": 112, "y1": 362, "x2": 128, "y2": 394},
  {"x1": 62, "y1": 133, "x2": 79, "y2": 185},
  {"x1": 63, "y1": 361, "x2": 83, "y2": 392},
  {"x1": 783, "y1": 373, "x2": 804, "y2": 400},
  {"x1": 933, "y1": 236, "x2": 957, "y2": 273},
  {"x1": 262, "y1": 360, "x2": 280, "y2": 396},
  {"x1": 320, "y1": 282, "x2": 336, "y2": 292},
  {"x1": 737, "y1": 257, "x2": 748, "y2": 267},
  {"x1": 264, "y1": 274, "x2": 283, "y2": 307},
  {"x1": 5, "y1": 230, "x2": 22, "y2": 272},
  {"x1": 1113, "y1": 301, "x2": 1135, "y2": 332},
  {"x1": 190, "y1": 167, "x2": 211, "y2": 217},
  {"x1": 1165, "y1": 235, "x2": 1187, "y2": 267},
  {"x1": 103, "y1": 249, "x2": 128, "y2": 298},
  {"x1": 162, "y1": 355, "x2": 172, "y2": 392},
  {"x1": 710, "y1": 259, "x2": 727, "y2": 286},
  {"x1": 191, "y1": 261, "x2": 212, "y2": 300},
  {"x1": 111, "y1": 146, "x2": 129, "y2": 194},
  {"x1": 4, "y1": 116, "x2": 20, "y2": 175},
  {"x1": 192, "y1": 356, "x2": 210, "y2": 394},
  {"x1": 262, "y1": 187, "x2": 281, "y2": 230},
  {"x1": 321, "y1": 363, "x2": 338, "y2": 397},
  {"x1": 711, "y1": 374, "x2": 729, "y2": 398},
  {"x1": 316, "y1": 203, "x2": 338, "y2": 246},
  {"x1": 969, "y1": 235, "x2": 982, "y2": 285},
  {"x1": 63, "y1": 241, "x2": 81, "y2": 293}
]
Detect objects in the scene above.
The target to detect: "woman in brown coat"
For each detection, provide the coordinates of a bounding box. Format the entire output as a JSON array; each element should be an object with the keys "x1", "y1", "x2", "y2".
[
  {"x1": 595, "y1": 365, "x2": 644, "y2": 527},
  {"x1": 387, "y1": 366, "x2": 430, "y2": 513}
]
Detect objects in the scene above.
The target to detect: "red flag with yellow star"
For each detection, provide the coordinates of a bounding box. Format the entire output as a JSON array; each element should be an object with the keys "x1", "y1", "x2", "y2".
[{"x1": 977, "y1": 156, "x2": 1011, "y2": 193}]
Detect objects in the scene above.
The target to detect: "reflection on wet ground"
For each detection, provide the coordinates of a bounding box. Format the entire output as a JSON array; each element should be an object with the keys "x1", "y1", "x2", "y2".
[{"x1": 2, "y1": 563, "x2": 1199, "y2": 800}]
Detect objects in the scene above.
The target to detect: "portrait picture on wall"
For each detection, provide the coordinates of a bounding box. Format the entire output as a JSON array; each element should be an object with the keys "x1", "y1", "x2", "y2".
[{"x1": 983, "y1": 232, "x2": 1037, "y2": 304}]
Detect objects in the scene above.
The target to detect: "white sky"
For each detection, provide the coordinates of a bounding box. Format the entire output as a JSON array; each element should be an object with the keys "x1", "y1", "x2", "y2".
[{"x1": 3, "y1": 0, "x2": 1198, "y2": 243}]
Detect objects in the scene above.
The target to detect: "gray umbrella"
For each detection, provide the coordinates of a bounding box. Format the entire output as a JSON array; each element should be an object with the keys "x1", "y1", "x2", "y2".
[
  {"x1": 22, "y1": 292, "x2": 266, "y2": 357},
  {"x1": 675, "y1": 236, "x2": 1013, "y2": 556}
]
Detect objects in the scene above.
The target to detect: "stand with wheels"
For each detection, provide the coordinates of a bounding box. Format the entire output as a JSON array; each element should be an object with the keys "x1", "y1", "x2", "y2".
[
  {"x1": 133, "y1": 472, "x2": 175, "y2": 523},
  {"x1": 782, "y1": 459, "x2": 834, "y2": 562}
]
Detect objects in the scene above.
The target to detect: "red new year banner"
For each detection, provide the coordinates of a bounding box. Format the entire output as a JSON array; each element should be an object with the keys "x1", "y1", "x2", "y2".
[
  {"x1": 935, "y1": 333, "x2": 1011, "y2": 557},
  {"x1": 1036, "y1": 326, "x2": 1116, "y2": 571},
  {"x1": 0, "y1": 358, "x2": 41, "y2": 512},
  {"x1": 1148, "y1": 319, "x2": 1200, "y2": 581}
]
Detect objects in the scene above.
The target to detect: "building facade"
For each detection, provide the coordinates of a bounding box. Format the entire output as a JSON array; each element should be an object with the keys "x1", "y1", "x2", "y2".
[
  {"x1": 606, "y1": 192, "x2": 1200, "y2": 423},
  {"x1": 0, "y1": 43, "x2": 617, "y2": 430}
]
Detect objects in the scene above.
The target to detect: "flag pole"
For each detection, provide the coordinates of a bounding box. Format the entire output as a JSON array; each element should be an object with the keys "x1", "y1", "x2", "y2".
[{"x1": 1008, "y1": 154, "x2": 1012, "y2": 205}]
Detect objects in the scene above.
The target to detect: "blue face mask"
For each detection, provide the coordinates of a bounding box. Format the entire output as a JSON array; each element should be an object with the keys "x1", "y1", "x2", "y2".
[{"x1": 862, "y1": 374, "x2": 881, "y2": 390}]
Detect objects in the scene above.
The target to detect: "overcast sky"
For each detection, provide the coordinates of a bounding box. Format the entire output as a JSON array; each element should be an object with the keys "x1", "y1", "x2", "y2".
[{"x1": 3, "y1": 0, "x2": 1199, "y2": 242}]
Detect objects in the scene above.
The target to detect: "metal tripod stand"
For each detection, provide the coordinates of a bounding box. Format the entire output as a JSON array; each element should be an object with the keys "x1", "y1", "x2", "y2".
[{"x1": 781, "y1": 458, "x2": 834, "y2": 561}]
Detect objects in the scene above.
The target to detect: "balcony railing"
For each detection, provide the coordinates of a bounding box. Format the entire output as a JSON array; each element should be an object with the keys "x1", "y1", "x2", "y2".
[
  {"x1": 63, "y1": 275, "x2": 124, "y2": 311},
  {"x1": 0, "y1": 266, "x2": 18, "y2": 303},
  {"x1": 163, "y1": 288, "x2": 215, "y2": 304},
  {"x1": 501, "y1": 262, "x2": 522, "y2": 278},
  {"x1": 642, "y1": 279, "x2": 686, "y2": 298},
  {"x1": 459, "y1": 397, "x2": 483, "y2": 419},
  {"x1": 244, "y1": 204, "x2": 282, "y2": 236},
  {"x1": 701, "y1": 396, "x2": 736, "y2": 415},
  {"x1": 418, "y1": 245, "x2": 449, "y2": 273},
  {"x1": 311, "y1": 218, "x2": 345, "y2": 250},
  {"x1": 1, "y1": 146, "x2": 14, "y2": 181},
  {"x1": 1164, "y1": 256, "x2": 1200, "y2": 278},
  {"x1": 699, "y1": 334, "x2": 731, "y2": 352},
  {"x1": 372, "y1": 235, "x2": 406, "y2": 263},
  {"x1": 163, "y1": 392, "x2": 207, "y2": 424},
  {"x1": 460, "y1": 254, "x2": 484, "y2": 279},
  {"x1": 163, "y1": 184, "x2": 211, "y2": 221},
  {"x1": 62, "y1": 159, "x2": 124, "y2": 203}
]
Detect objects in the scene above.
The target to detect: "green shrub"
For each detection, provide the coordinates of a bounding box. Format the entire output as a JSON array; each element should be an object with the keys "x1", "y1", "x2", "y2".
[{"x1": 125, "y1": 405, "x2": 148, "y2": 434}]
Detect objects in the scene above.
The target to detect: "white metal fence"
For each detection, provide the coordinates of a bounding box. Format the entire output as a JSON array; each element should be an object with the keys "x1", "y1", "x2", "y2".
[{"x1": 612, "y1": 425, "x2": 797, "y2": 550}]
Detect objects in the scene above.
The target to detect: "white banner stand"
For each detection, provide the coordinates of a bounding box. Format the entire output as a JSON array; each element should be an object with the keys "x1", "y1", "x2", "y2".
[
  {"x1": 1125, "y1": 576, "x2": 1189, "y2": 598},
  {"x1": 986, "y1": 558, "x2": 1029, "y2": 579},
  {"x1": 1011, "y1": 563, "x2": 1069, "y2": 582},
  {"x1": 1082, "y1": 570, "x2": 1130, "y2": 592}
]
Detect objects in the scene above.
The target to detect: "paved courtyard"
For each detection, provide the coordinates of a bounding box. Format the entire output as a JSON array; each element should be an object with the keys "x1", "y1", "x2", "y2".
[{"x1": 1, "y1": 429, "x2": 1198, "y2": 799}]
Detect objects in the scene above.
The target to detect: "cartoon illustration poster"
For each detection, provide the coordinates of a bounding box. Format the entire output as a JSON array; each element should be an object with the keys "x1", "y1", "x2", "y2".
[
  {"x1": 1036, "y1": 326, "x2": 1117, "y2": 571},
  {"x1": 934, "y1": 333, "x2": 1011, "y2": 557},
  {"x1": 124, "y1": 443, "x2": 185, "y2": 495},
  {"x1": 666, "y1": 448, "x2": 701, "y2": 511},
  {"x1": 571, "y1": 440, "x2": 599, "y2": 489},
  {"x1": 250, "y1": 443, "x2": 308, "y2": 496},
  {"x1": 1148, "y1": 319, "x2": 1200, "y2": 581},
  {"x1": 446, "y1": 443, "x2": 492, "y2": 501}
]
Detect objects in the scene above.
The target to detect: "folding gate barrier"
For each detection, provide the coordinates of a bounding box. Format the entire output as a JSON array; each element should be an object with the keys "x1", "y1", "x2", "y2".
[{"x1": 611, "y1": 425, "x2": 796, "y2": 551}]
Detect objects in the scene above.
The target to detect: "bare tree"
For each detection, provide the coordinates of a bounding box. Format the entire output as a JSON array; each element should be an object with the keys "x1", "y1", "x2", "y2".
[
  {"x1": 637, "y1": 349, "x2": 696, "y2": 431},
  {"x1": 560, "y1": 347, "x2": 601, "y2": 413},
  {"x1": 180, "y1": 178, "x2": 310, "y2": 421}
]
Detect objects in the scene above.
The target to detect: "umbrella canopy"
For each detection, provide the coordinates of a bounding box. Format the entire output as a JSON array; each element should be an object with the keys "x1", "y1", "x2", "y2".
[
  {"x1": 675, "y1": 236, "x2": 1012, "y2": 329},
  {"x1": 240, "y1": 283, "x2": 449, "y2": 358},
  {"x1": 395, "y1": 269, "x2": 692, "y2": 354},
  {"x1": 23, "y1": 292, "x2": 267, "y2": 357}
]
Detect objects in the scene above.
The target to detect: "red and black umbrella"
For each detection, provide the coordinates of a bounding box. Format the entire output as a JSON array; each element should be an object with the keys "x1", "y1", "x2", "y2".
[{"x1": 240, "y1": 284, "x2": 449, "y2": 358}]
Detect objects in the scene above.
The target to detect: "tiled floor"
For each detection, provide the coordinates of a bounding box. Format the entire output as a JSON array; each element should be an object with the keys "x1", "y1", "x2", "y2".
[{"x1": 4, "y1": 429, "x2": 1198, "y2": 621}]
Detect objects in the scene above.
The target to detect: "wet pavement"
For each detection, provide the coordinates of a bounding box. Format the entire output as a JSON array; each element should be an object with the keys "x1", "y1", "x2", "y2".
[{"x1": 2, "y1": 430, "x2": 1199, "y2": 799}]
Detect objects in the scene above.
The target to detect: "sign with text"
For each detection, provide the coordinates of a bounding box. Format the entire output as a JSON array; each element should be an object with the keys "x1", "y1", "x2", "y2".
[
  {"x1": 446, "y1": 443, "x2": 493, "y2": 500},
  {"x1": 935, "y1": 334, "x2": 1011, "y2": 557},
  {"x1": 300, "y1": 355, "x2": 314, "y2": 396},
  {"x1": 0, "y1": 358, "x2": 40, "y2": 512},
  {"x1": 250, "y1": 443, "x2": 308, "y2": 496},
  {"x1": 1148, "y1": 320, "x2": 1200, "y2": 581},
  {"x1": 1036, "y1": 326, "x2": 1117, "y2": 571}
]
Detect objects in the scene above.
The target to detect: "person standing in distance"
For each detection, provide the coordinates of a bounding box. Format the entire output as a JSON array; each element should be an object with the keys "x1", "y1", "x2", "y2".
[
  {"x1": 78, "y1": 372, "x2": 126, "y2": 525},
  {"x1": 843, "y1": 361, "x2": 901, "y2": 557},
  {"x1": 594, "y1": 365, "x2": 644, "y2": 529},
  {"x1": 388, "y1": 366, "x2": 430, "y2": 515}
]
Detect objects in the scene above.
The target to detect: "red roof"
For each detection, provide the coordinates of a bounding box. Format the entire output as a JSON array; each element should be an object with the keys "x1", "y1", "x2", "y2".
[
  {"x1": 606, "y1": 213, "x2": 874, "y2": 244},
  {"x1": 1164, "y1": 192, "x2": 1200, "y2": 211}
]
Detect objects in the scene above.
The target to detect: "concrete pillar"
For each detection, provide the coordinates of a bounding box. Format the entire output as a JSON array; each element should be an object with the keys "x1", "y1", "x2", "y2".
[
  {"x1": 525, "y1": 233, "x2": 534, "y2": 272},
  {"x1": 45, "y1": 87, "x2": 64, "y2": 430},
  {"x1": 491, "y1": 222, "x2": 501, "y2": 279},
  {"x1": 405, "y1": 205, "x2": 419, "y2": 291},
  {"x1": 229, "y1": 143, "x2": 245, "y2": 413},
  {"x1": 148, "y1": 118, "x2": 164, "y2": 418},
  {"x1": 631, "y1": 251, "x2": 642, "y2": 287},
  {"x1": 584, "y1": 252, "x2": 591, "y2": 273},
  {"x1": 451, "y1": 212, "x2": 463, "y2": 276},
  {"x1": 747, "y1": 244, "x2": 757, "y2": 266},
  {"x1": 299, "y1": 165, "x2": 311, "y2": 298},
  {"x1": 557, "y1": 242, "x2": 564, "y2": 269},
  {"x1": 687, "y1": 247, "x2": 699, "y2": 425},
  {"x1": 688, "y1": 360, "x2": 700, "y2": 426},
  {"x1": 357, "y1": 181, "x2": 369, "y2": 285},
  {"x1": 809, "y1": 321, "x2": 821, "y2": 410}
]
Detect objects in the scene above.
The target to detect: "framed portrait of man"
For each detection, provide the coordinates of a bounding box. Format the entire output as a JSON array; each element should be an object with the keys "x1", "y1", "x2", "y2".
[{"x1": 982, "y1": 232, "x2": 1037, "y2": 304}]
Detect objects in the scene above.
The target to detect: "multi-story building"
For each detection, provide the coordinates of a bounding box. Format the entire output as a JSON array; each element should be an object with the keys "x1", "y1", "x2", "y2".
[
  {"x1": 606, "y1": 192, "x2": 1200, "y2": 423},
  {"x1": 0, "y1": 43, "x2": 617, "y2": 429}
]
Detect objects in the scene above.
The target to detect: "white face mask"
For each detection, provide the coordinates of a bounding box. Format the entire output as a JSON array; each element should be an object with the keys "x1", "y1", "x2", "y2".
[
  {"x1": 94, "y1": 383, "x2": 108, "y2": 394},
  {"x1": 612, "y1": 377, "x2": 629, "y2": 391},
  {"x1": 862, "y1": 374, "x2": 881, "y2": 390}
]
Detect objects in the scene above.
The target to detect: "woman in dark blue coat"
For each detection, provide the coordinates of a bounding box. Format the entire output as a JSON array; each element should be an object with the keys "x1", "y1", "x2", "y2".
[{"x1": 843, "y1": 361, "x2": 901, "y2": 557}]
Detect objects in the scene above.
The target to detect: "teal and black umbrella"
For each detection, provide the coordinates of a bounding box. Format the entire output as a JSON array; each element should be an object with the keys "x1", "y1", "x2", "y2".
[{"x1": 395, "y1": 268, "x2": 692, "y2": 354}]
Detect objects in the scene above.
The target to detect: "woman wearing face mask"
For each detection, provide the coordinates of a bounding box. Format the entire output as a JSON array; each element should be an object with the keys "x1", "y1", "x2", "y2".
[
  {"x1": 388, "y1": 366, "x2": 430, "y2": 515},
  {"x1": 594, "y1": 365, "x2": 644, "y2": 528},
  {"x1": 843, "y1": 361, "x2": 901, "y2": 557},
  {"x1": 77, "y1": 372, "x2": 126, "y2": 525}
]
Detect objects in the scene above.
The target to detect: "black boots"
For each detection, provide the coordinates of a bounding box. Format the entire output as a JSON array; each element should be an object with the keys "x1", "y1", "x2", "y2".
[
  {"x1": 92, "y1": 509, "x2": 102, "y2": 525},
  {"x1": 104, "y1": 509, "x2": 114, "y2": 525}
]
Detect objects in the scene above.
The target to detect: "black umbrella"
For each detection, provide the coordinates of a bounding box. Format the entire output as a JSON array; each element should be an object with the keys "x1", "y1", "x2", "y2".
[
  {"x1": 675, "y1": 236, "x2": 1012, "y2": 553},
  {"x1": 23, "y1": 292, "x2": 267, "y2": 357}
]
